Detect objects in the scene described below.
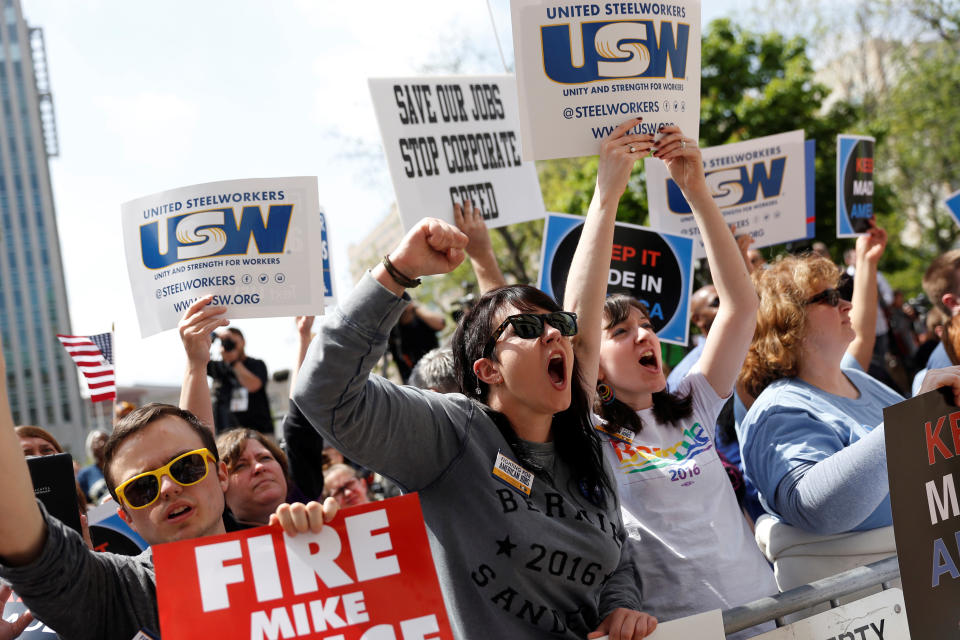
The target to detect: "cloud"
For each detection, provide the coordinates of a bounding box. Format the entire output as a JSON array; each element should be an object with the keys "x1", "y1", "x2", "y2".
[{"x1": 93, "y1": 92, "x2": 199, "y2": 169}]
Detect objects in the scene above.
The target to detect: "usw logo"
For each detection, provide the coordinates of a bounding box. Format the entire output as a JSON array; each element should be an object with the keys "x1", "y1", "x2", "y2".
[
  {"x1": 541, "y1": 20, "x2": 689, "y2": 83},
  {"x1": 140, "y1": 205, "x2": 293, "y2": 269},
  {"x1": 666, "y1": 158, "x2": 787, "y2": 214}
]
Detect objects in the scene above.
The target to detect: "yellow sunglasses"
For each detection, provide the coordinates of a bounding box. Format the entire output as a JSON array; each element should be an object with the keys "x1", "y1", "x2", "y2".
[{"x1": 114, "y1": 448, "x2": 216, "y2": 510}]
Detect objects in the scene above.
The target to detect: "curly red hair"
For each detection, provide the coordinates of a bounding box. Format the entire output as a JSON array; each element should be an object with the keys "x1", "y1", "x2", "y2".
[{"x1": 739, "y1": 253, "x2": 842, "y2": 398}]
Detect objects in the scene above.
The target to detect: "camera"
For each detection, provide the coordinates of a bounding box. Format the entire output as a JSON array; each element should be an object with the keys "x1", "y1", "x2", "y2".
[{"x1": 212, "y1": 334, "x2": 237, "y2": 352}]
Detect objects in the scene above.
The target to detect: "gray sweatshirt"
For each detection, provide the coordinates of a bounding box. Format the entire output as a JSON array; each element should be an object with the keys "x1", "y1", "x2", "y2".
[
  {"x1": 293, "y1": 273, "x2": 642, "y2": 639},
  {"x1": 0, "y1": 503, "x2": 158, "y2": 640}
]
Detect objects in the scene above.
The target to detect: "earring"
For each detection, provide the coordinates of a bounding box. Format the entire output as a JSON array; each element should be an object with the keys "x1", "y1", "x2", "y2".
[{"x1": 597, "y1": 382, "x2": 616, "y2": 405}]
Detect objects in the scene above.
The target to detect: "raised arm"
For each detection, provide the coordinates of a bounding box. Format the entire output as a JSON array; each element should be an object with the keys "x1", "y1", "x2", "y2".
[
  {"x1": 293, "y1": 219, "x2": 469, "y2": 489},
  {"x1": 412, "y1": 304, "x2": 446, "y2": 332},
  {"x1": 288, "y1": 315, "x2": 314, "y2": 397},
  {"x1": 454, "y1": 199, "x2": 507, "y2": 294},
  {"x1": 656, "y1": 126, "x2": 758, "y2": 397},
  {"x1": 847, "y1": 227, "x2": 887, "y2": 370},
  {"x1": 178, "y1": 295, "x2": 228, "y2": 433},
  {"x1": 734, "y1": 225, "x2": 756, "y2": 274},
  {"x1": 565, "y1": 118, "x2": 654, "y2": 397},
  {"x1": 0, "y1": 334, "x2": 46, "y2": 566}
]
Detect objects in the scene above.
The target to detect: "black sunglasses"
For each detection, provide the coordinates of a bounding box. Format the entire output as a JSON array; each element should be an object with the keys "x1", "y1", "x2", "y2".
[
  {"x1": 806, "y1": 288, "x2": 841, "y2": 307},
  {"x1": 483, "y1": 312, "x2": 578, "y2": 357}
]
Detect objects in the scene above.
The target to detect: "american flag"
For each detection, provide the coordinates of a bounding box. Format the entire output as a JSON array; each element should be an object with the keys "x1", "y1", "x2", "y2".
[{"x1": 56, "y1": 333, "x2": 116, "y2": 403}]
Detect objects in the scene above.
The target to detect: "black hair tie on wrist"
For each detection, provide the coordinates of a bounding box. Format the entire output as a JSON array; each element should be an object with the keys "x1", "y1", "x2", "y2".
[{"x1": 382, "y1": 255, "x2": 421, "y2": 288}]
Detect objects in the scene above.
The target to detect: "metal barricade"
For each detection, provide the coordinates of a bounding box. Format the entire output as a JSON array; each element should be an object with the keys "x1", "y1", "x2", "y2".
[{"x1": 722, "y1": 556, "x2": 901, "y2": 635}]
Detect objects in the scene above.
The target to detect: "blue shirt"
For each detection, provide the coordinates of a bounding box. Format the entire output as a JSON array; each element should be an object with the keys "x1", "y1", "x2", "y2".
[
  {"x1": 914, "y1": 342, "x2": 953, "y2": 396},
  {"x1": 927, "y1": 341, "x2": 951, "y2": 369},
  {"x1": 738, "y1": 367, "x2": 904, "y2": 531}
]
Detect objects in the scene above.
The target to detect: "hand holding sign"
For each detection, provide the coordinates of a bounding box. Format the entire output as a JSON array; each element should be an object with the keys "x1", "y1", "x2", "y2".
[
  {"x1": 855, "y1": 225, "x2": 887, "y2": 267},
  {"x1": 178, "y1": 295, "x2": 229, "y2": 367},
  {"x1": 918, "y1": 365, "x2": 960, "y2": 404},
  {"x1": 453, "y1": 200, "x2": 495, "y2": 261},
  {"x1": 652, "y1": 126, "x2": 703, "y2": 195},
  {"x1": 454, "y1": 200, "x2": 507, "y2": 294},
  {"x1": 588, "y1": 606, "x2": 658, "y2": 640},
  {"x1": 596, "y1": 118, "x2": 654, "y2": 205},
  {"x1": 270, "y1": 499, "x2": 339, "y2": 535}
]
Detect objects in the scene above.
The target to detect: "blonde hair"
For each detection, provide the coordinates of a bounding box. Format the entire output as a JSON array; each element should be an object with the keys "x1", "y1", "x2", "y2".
[{"x1": 739, "y1": 253, "x2": 841, "y2": 398}]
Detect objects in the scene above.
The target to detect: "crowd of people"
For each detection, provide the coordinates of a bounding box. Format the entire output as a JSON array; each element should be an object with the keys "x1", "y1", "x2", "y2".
[{"x1": 3, "y1": 119, "x2": 960, "y2": 640}]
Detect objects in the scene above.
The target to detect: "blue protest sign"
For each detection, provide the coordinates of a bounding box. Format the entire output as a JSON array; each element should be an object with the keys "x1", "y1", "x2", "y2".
[
  {"x1": 945, "y1": 189, "x2": 960, "y2": 229},
  {"x1": 805, "y1": 139, "x2": 816, "y2": 239},
  {"x1": 836, "y1": 135, "x2": 875, "y2": 237},
  {"x1": 538, "y1": 213, "x2": 694, "y2": 346},
  {"x1": 319, "y1": 209, "x2": 336, "y2": 306}
]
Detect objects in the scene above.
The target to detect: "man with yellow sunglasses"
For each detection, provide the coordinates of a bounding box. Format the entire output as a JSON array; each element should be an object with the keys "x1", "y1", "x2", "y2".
[{"x1": 0, "y1": 329, "x2": 335, "y2": 640}]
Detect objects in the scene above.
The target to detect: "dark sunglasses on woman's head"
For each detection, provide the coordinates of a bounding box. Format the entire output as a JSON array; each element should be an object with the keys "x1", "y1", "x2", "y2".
[
  {"x1": 805, "y1": 288, "x2": 842, "y2": 307},
  {"x1": 114, "y1": 448, "x2": 216, "y2": 509},
  {"x1": 483, "y1": 311, "x2": 578, "y2": 357}
]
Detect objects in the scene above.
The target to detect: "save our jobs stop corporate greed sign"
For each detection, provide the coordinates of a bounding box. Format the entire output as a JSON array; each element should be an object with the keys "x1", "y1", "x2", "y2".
[
  {"x1": 154, "y1": 494, "x2": 452, "y2": 640},
  {"x1": 510, "y1": 0, "x2": 701, "y2": 161},
  {"x1": 646, "y1": 130, "x2": 814, "y2": 259},
  {"x1": 538, "y1": 213, "x2": 694, "y2": 346},
  {"x1": 121, "y1": 177, "x2": 327, "y2": 338},
  {"x1": 883, "y1": 388, "x2": 960, "y2": 638},
  {"x1": 836, "y1": 134, "x2": 876, "y2": 237},
  {"x1": 369, "y1": 75, "x2": 546, "y2": 231}
]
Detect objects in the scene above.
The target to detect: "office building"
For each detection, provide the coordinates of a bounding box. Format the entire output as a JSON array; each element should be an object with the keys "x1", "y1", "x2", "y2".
[{"x1": 0, "y1": 0, "x2": 86, "y2": 453}]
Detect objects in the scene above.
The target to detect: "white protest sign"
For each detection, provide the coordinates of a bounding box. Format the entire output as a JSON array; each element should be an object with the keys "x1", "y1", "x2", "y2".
[
  {"x1": 594, "y1": 608, "x2": 723, "y2": 640},
  {"x1": 510, "y1": 0, "x2": 701, "y2": 161},
  {"x1": 750, "y1": 589, "x2": 909, "y2": 639},
  {"x1": 369, "y1": 75, "x2": 546, "y2": 231},
  {"x1": 122, "y1": 177, "x2": 324, "y2": 338},
  {"x1": 646, "y1": 130, "x2": 808, "y2": 259}
]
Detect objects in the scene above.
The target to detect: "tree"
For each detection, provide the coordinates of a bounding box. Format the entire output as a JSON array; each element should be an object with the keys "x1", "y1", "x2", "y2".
[{"x1": 744, "y1": 0, "x2": 960, "y2": 294}]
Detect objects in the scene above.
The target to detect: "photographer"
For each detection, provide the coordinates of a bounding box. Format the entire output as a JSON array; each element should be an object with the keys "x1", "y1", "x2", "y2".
[
  {"x1": 207, "y1": 327, "x2": 273, "y2": 435},
  {"x1": 387, "y1": 301, "x2": 445, "y2": 383}
]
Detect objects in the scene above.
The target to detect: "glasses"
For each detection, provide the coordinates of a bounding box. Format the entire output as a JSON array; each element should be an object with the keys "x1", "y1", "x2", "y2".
[
  {"x1": 483, "y1": 311, "x2": 578, "y2": 357},
  {"x1": 806, "y1": 288, "x2": 842, "y2": 307},
  {"x1": 114, "y1": 448, "x2": 216, "y2": 509},
  {"x1": 330, "y1": 477, "x2": 363, "y2": 500}
]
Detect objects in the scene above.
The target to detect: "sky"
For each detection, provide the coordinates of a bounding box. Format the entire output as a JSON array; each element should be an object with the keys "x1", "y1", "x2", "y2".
[{"x1": 21, "y1": 0, "x2": 744, "y2": 388}]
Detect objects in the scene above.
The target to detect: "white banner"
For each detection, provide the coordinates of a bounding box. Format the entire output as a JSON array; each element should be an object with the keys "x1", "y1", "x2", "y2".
[
  {"x1": 751, "y1": 589, "x2": 909, "y2": 639},
  {"x1": 121, "y1": 177, "x2": 325, "y2": 337},
  {"x1": 369, "y1": 75, "x2": 546, "y2": 231},
  {"x1": 510, "y1": 0, "x2": 701, "y2": 161},
  {"x1": 646, "y1": 130, "x2": 808, "y2": 259}
]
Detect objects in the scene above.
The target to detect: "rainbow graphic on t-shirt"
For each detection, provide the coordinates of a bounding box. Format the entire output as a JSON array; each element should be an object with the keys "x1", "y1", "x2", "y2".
[{"x1": 608, "y1": 423, "x2": 713, "y2": 474}]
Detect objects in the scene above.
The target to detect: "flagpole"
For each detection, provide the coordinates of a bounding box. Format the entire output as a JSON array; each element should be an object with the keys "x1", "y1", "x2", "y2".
[{"x1": 111, "y1": 322, "x2": 117, "y2": 431}]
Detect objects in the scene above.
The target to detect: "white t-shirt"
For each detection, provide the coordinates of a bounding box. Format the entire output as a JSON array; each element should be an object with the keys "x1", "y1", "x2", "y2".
[{"x1": 596, "y1": 370, "x2": 777, "y2": 634}]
